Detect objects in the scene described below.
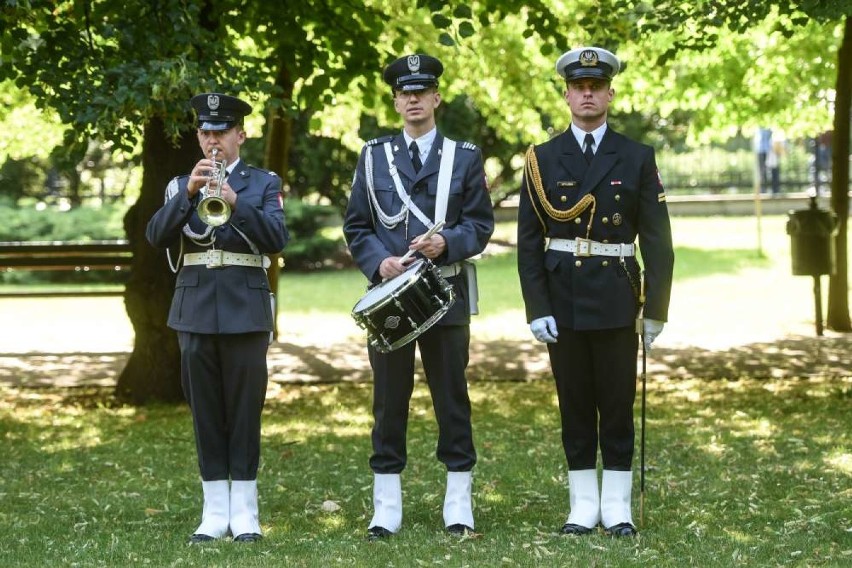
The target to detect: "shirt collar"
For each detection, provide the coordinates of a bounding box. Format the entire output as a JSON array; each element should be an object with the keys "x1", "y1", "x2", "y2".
[
  {"x1": 570, "y1": 123, "x2": 607, "y2": 151},
  {"x1": 225, "y1": 157, "x2": 241, "y2": 175},
  {"x1": 403, "y1": 127, "x2": 437, "y2": 161}
]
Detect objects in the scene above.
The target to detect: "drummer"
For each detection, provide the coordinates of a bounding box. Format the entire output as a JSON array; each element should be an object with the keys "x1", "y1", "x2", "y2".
[{"x1": 343, "y1": 53, "x2": 494, "y2": 539}]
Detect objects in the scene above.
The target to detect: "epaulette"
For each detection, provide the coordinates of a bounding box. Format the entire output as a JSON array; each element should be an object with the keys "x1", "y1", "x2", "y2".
[
  {"x1": 459, "y1": 141, "x2": 477, "y2": 151},
  {"x1": 365, "y1": 135, "x2": 394, "y2": 146},
  {"x1": 246, "y1": 165, "x2": 279, "y2": 177},
  {"x1": 165, "y1": 177, "x2": 180, "y2": 200}
]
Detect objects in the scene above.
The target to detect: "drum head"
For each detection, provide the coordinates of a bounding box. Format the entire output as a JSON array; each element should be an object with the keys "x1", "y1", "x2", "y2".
[{"x1": 353, "y1": 259, "x2": 425, "y2": 312}]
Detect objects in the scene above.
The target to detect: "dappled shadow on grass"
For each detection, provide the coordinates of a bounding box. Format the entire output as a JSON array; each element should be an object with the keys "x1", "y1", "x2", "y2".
[
  {"x1": 0, "y1": 333, "x2": 848, "y2": 399},
  {"x1": 0, "y1": 352, "x2": 126, "y2": 388},
  {"x1": 649, "y1": 334, "x2": 850, "y2": 381}
]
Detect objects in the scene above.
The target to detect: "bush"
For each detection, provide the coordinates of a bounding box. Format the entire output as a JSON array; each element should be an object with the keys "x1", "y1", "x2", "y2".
[
  {"x1": 280, "y1": 200, "x2": 347, "y2": 271},
  {"x1": 0, "y1": 200, "x2": 346, "y2": 286},
  {"x1": 0, "y1": 202, "x2": 127, "y2": 242}
]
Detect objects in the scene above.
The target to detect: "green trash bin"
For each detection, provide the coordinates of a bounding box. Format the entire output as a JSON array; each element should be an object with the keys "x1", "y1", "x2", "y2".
[
  {"x1": 786, "y1": 199, "x2": 837, "y2": 276},
  {"x1": 785, "y1": 196, "x2": 838, "y2": 336}
]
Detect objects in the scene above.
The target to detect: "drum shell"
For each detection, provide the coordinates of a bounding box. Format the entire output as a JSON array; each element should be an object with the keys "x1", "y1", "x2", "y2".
[{"x1": 352, "y1": 261, "x2": 455, "y2": 352}]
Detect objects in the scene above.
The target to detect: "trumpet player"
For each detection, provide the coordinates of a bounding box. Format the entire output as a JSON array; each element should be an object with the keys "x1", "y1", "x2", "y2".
[{"x1": 146, "y1": 92, "x2": 288, "y2": 543}]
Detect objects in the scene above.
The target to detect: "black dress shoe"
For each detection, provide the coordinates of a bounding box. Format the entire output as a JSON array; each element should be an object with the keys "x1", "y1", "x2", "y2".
[
  {"x1": 446, "y1": 523, "x2": 473, "y2": 535},
  {"x1": 233, "y1": 532, "x2": 262, "y2": 543},
  {"x1": 604, "y1": 522, "x2": 637, "y2": 537},
  {"x1": 367, "y1": 526, "x2": 393, "y2": 540},
  {"x1": 560, "y1": 523, "x2": 594, "y2": 535},
  {"x1": 189, "y1": 533, "x2": 215, "y2": 544}
]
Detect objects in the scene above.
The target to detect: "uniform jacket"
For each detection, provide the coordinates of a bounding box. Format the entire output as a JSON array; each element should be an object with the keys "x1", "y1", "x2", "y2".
[
  {"x1": 343, "y1": 132, "x2": 494, "y2": 325},
  {"x1": 146, "y1": 162, "x2": 288, "y2": 334},
  {"x1": 517, "y1": 127, "x2": 674, "y2": 330}
]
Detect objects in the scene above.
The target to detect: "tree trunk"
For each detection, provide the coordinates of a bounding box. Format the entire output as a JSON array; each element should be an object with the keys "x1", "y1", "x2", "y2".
[
  {"x1": 827, "y1": 16, "x2": 851, "y2": 332},
  {"x1": 263, "y1": 59, "x2": 295, "y2": 340},
  {"x1": 115, "y1": 117, "x2": 198, "y2": 404}
]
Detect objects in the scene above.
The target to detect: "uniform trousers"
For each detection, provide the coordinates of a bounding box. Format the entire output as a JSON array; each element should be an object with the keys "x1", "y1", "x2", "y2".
[
  {"x1": 547, "y1": 325, "x2": 637, "y2": 471},
  {"x1": 178, "y1": 331, "x2": 269, "y2": 481},
  {"x1": 368, "y1": 324, "x2": 476, "y2": 474}
]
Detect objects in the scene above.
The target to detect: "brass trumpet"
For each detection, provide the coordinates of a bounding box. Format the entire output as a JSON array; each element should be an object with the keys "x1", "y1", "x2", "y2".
[{"x1": 197, "y1": 148, "x2": 231, "y2": 227}]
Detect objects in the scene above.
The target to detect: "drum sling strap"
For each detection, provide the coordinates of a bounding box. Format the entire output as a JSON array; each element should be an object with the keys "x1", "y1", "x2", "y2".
[
  {"x1": 386, "y1": 137, "x2": 480, "y2": 316},
  {"x1": 382, "y1": 138, "x2": 454, "y2": 230},
  {"x1": 375, "y1": 136, "x2": 480, "y2": 315},
  {"x1": 433, "y1": 137, "x2": 479, "y2": 315}
]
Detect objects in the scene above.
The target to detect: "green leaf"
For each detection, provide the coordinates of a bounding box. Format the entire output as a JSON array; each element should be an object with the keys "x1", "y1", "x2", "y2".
[
  {"x1": 459, "y1": 21, "x2": 475, "y2": 39},
  {"x1": 453, "y1": 5, "x2": 473, "y2": 19},
  {"x1": 431, "y1": 14, "x2": 452, "y2": 29},
  {"x1": 438, "y1": 32, "x2": 455, "y2": 47},
  {"x1": 427, "y1": 0, "x2": 445, "y2": 13}
]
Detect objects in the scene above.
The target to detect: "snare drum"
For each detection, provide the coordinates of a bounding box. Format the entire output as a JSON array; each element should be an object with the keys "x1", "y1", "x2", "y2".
[{"x1": 351, "y1": 259, "x2": 455, "y2": 353}]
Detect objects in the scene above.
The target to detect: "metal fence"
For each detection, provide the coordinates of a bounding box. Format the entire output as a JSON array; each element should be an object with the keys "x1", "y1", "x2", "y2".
[{"x1": 656, "y1": 136, "x2": 834, "y2": 196}]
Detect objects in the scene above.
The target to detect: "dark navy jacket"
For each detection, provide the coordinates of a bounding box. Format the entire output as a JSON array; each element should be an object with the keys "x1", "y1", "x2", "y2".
[
  {"x1": 146, "y1": 162, "x2": 288, "y2": 334},
  {"x1": 517, "y1": 128, "x2": 674, "y2": 330},
  {"x1": 343, "y1": 132, "x2": 494, "y2": 325}
]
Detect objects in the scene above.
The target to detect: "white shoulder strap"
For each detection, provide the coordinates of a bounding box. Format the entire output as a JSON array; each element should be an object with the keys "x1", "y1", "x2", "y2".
[
  {"x1": 383, "y1": 142, "x2": 433, "y2": 228},
  {"x1": 434, "y1": 137, "x2": 456, "y2": 224}
]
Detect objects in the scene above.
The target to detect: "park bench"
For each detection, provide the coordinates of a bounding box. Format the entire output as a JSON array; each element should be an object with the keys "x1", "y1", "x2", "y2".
[{"x1": 0, "y1": 240, "x2": 132, "y2": 297}]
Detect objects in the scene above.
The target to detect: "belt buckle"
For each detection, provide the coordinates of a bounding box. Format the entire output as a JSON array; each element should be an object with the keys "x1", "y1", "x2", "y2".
[
  {"x1": 575, "y1": 237, "x2": 592, "y2": 257},
  {"x1": 206, "y1": 249, "x2": 224, "y2": 268}
]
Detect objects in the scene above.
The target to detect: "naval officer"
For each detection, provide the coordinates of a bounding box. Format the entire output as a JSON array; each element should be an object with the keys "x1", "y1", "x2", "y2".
[{"x1": 516, "y1": 47, "x2": 674, "y2": 537}]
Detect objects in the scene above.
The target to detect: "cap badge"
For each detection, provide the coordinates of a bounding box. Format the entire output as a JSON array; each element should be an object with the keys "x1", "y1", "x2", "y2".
[
  {"x1": 407, "y1": 55, "x2": 421, "y2": 73},
  {"x1": 579, "y1": 50, "x2": 599, "y2": 67},
  {"x1": 207, "y1": 95, "x2": 220, "y2": 110}
]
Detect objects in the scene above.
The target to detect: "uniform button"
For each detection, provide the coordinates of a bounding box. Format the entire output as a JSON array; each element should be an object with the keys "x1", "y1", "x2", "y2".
[
  {"x1": 602, "y1": 239, "x2": 609, "y2": 243},
  {"x1": 574, "y1": 218, "x2": 581, "y2": 224},
  {"x1": 602, "y1": 217, "x2": 609, "y2": 224},
  {"x1": 602, "y1": 260, "x2": 609, "y2": 267},
  {"x1": 615, "y1": 194, "x2": 621, "y2": 201},
  {"x1": 575, "y1": 260, "x2": 582, "y2": 267},
  {"x1": 560, "y1": 195, "x2": 567, "y2": 202}
]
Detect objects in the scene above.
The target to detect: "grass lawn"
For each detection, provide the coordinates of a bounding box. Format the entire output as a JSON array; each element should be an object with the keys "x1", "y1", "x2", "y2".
[
  {"x1": 0, "y1": 215, "x2": 850, "y2": 566},
  {"x1": 1, "y1": 377, "x2": 849, "y2": 567}
]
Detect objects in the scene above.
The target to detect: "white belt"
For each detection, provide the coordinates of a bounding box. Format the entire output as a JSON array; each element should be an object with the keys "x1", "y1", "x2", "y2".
[
  {"x1": 184, "y1": 251, "x2": 270, "y2": 269},
  {"x1": 438, "y1": 263, "x2": 462, "y2": 278},
  {"x1": 547, "y1": 238, "x2": 635, "y2": 258}
]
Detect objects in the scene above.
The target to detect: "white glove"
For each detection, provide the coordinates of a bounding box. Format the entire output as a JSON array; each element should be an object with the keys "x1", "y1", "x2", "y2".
[
  {"x1": 530, "y1": 316, "x2": 559, "y2": 343},
  {"x1": 643, "y1": 318, "x2": 665, "y2": 351}
]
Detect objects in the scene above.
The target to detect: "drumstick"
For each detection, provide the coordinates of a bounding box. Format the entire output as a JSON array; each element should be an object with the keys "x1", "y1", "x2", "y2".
[{"x1": 399, "y1": 221, "x2": 445, "y2": 263}]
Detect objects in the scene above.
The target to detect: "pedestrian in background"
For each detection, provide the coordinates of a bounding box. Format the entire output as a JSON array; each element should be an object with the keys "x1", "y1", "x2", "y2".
[{"x1": 767, "y1": 130, "x2": 786, "y2": 196}]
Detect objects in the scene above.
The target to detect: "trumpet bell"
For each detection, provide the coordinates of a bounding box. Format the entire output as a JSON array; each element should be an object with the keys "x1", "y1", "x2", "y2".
[{"x1": 197, "y1": 195, "x2": 231, "y2": 227}]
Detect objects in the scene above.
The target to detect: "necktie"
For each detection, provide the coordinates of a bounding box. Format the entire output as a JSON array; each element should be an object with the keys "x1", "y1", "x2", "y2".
[
  {"x1": 583, "y1": 133, "x2": 595, "y2": 164},
  {"x1": 409, "y1": 141, "x2": 422, "y2": 173}
]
